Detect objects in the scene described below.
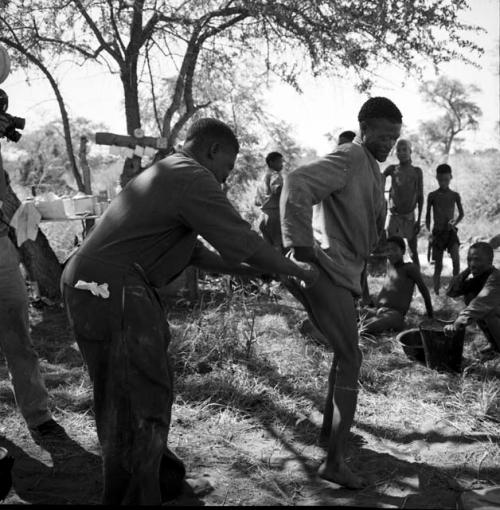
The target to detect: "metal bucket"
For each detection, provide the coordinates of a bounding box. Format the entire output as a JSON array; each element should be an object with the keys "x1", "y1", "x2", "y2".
[
  {"x1": 397, "y1": 328, "x2": 426, "y2": 364},
  {"x1": 419, "y1": 320, "x2": 465, "y2": 373}
]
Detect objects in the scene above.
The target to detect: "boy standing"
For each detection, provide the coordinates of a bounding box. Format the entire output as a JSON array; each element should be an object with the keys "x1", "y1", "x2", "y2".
[
  {"x1": 384, "y1": 139, "x2": 423, "y2": 267},
  {"x1": 425, "y1": 163, "x2": 464, "y2": 294},
  {"x1": 362, "y1": 236, "x2": 433, "y2": 335},
  {"x1": 256, "y1": 152, "x2": 284, "y2": 250},
  {"x1": 281, "y1": 97, "x2": 402, "y2": 488}
]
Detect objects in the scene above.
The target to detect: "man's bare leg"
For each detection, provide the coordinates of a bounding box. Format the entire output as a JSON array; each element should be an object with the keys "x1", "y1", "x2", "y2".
[
  {"x1": 408, "y1": 235, "x2": 420, "y2": 268},
  {"x1": 433, "y1": 249, "x2": 444, "y2": 294},
  {"x1": 450, "y1": 243, "x2": 460, "y2": 276},
  {"x1": 320, "y1": 355, "x2": 337, "y2": 442},
  {"x1": 300, "y1": 274, "x2": 365, "y2": 489}
]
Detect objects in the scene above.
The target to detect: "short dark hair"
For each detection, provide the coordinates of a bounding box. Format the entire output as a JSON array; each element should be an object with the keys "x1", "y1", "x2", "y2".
[
  {"x1": 470, "y1": 242, "x2": 494, "y2": 262},
  {"x1": 358, "y1": 97, "x2": 402, "y2": 124},
  {"x1": 436, "y1": 163, "x2": 452, "y2": 175},
  {"x1": 338, "y1": 130, "x2": 356, "y2": 144},
  {"x1": 265, "y1": 151, "x2": 283, "y2": 166},
  {"x1": 387, "y1": 235, "x2": 406, "y2": 254},
  {"x1": 185, "y1": 117, "x2": 239, "y2": 152}
]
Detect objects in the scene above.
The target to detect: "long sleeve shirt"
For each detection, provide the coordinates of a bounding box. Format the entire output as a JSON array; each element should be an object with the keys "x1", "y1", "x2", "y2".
[
  {"x1": 280, "y1": 137, "x2": 385, "y2": 296},
  {"x1": 65, "y1": 151, "x2": 266, "y2": 289},
  {"x1": 447, "y1": 267, "x2": 500, "y2": 326}
]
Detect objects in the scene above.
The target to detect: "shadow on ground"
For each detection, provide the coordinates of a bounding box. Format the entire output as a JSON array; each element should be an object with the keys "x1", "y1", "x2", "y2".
[{"x1": 1, "y1": 432, "x2": 102, "y2": 504}]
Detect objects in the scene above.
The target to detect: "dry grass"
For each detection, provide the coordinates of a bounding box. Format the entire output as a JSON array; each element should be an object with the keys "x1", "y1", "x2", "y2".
[{"x1": 1, "y1": 244, "x2": 499, "y2": 506}]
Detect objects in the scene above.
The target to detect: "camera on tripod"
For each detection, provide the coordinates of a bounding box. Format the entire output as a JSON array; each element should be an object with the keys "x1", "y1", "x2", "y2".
[{"x1": 0, "y1": 89, "x2": 25, "y2": 142}]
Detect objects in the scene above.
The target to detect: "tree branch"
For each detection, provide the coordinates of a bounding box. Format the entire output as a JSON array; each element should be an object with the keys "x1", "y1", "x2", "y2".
[
  {"x1": 145, "y1": 42, "x2": 162, "y2": 133},
  {"x1": 107, "y1": 0, "x2": 127, "y2": 55},
  {"x1": 72, "y1": 0, "x2": 123, "y2": 63},
  {"x1": 0, "y1": 37, "x2": 85, "y2": 192}
]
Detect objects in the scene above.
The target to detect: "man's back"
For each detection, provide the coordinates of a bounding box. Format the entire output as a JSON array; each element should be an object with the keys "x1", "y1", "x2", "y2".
[{"x1": 69, "y1": 151, "x2": 259, "y2": 288}]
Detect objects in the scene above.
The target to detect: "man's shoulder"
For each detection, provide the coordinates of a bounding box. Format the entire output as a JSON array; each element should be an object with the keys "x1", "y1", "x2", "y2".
[
  {"x1": 293, "y1": 146, "x2": 350, "y2": 174},
  {"x1": 155, "y1": 152, "x2": 213, "y2": 182},
  {"x1": 412, "y1": 165, "x2": 423, "y2": 178},
  {"x1": 487, "y1": 267, "x2": 500, "y2": 284}
]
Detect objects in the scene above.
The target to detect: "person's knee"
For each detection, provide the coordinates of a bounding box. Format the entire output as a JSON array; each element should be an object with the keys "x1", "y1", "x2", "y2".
[
  {"x1": 363, "y1": 319, "x2": 382, "y2": 335},
  {"x1": 336, "y1": 347, "x2": 362, "y2": 375}
]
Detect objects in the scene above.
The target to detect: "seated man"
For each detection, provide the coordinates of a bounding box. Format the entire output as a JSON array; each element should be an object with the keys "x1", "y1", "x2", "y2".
[
  {"x1": 444, "y1": 242, "x2": 500, "y2": 357},
  {"x1": 362, "y1": 236, "x2": 433, "y2": 335}
]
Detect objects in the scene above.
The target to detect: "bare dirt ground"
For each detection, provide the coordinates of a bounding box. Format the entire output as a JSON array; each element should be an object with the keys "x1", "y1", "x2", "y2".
[{"x1": 1, "y1": 254, "x2": 499, "y2": 507}]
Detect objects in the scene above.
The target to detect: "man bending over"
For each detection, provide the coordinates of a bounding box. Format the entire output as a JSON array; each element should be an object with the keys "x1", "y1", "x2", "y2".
[{"x1": 61, "y1": 118, "x2": 316, "y2": 505}]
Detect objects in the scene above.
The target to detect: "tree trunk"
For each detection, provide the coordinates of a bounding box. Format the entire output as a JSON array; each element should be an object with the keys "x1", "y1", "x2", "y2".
[
  {"x1": 3, "y1": 186, "x2": 62, "y2": 300},
  {"x1": 120, "y1": 62, "x2": 142, "y2": 186}
]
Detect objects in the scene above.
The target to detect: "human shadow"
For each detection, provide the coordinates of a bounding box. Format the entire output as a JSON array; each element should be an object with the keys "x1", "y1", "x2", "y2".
[
  {"x1": 292, "y1": 445, "x2": 467, "y2": 507},
  {"x1": 0, "y1": 431, "x2": 102, "y2": 504},
  {"x1": 179, "y1": 371, "x2": 485, "y2": 508},
  {"x1": 356, "y1": 421, "x2": 500, "y2": 448}
]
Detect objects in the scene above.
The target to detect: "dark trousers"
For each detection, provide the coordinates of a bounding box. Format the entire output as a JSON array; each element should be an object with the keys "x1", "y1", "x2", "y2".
[{"x1": 63, "y1": 272, "x2": 185, "y2": 505}]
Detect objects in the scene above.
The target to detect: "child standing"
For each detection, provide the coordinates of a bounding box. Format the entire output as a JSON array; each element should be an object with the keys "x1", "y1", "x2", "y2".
[
  {"x1": 256, "y1": 152, "x2": 284, "y2": 250},
  {"x1": 425, "y1": 163, "x2": 464, "y2": 294}
]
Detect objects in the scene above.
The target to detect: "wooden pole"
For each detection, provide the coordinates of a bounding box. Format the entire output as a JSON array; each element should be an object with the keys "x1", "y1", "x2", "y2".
[{"x1": 79, "y1": 135, "x2": 94, "y2": 235}]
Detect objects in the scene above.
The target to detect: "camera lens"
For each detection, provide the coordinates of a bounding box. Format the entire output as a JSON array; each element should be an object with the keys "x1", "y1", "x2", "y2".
[{"x1": 12, "y1": 116, "x2": 25, "y2": 130}]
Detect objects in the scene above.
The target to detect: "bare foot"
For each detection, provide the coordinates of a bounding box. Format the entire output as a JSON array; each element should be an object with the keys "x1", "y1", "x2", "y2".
[
  {"x1": 318, "y1": 430, "x2": 365, "y2": 448},
  {"x1": 317, "y1": 460, "x2": 367, "y2": 489}
]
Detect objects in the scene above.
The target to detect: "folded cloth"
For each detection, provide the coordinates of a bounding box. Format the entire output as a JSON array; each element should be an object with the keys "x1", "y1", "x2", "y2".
[
  {"x1": 74, "y1": 280, "x2": 110, "y2": 299},
  {"x1": 9, "y1": 202, "x2": 41, "y2": 247}
]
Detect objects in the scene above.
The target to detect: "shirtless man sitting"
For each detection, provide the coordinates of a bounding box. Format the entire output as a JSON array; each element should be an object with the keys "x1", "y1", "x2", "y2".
[{"x1": 362, "y1": 236, "x2": 433, "y2": 335}]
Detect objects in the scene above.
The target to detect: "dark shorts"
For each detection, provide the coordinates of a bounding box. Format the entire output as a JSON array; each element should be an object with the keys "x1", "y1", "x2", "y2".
[{"x1": 432, "y1": 228, "x2": 459, "y2": 253}]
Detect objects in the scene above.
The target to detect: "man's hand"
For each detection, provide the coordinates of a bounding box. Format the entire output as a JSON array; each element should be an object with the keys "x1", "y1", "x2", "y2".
[
  {"x1": 414, "y1": 221, "x2": 421, "y2": 235},
  {"x1": 449, "y1": 218, "x2": 457, "y2": 227},
  {"x1": 444, "y1": 323, "x2": 461, "y2": 337},
  {"x1": 294, "y1": 260, "x2": 320, "y2": 288}
]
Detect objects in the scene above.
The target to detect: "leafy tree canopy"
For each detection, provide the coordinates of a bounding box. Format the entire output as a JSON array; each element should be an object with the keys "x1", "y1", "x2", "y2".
[{"x1": 418, "y1": 75, "x2": 482, "y2": 157}]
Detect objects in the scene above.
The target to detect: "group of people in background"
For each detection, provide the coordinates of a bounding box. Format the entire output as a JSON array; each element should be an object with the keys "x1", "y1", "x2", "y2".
[
  {"x1": 255, "y1": 128, "x2": 497, "y2": 354},
  {"x1": 1, "y1": 95, "x2": 499, "y2": 504}
]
